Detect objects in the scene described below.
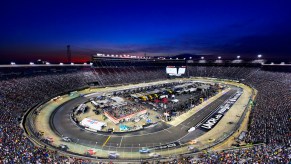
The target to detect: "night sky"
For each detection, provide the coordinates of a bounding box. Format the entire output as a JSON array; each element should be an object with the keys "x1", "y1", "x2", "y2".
[{"x1": 1, "y1": 0, "x2": 291, "y2": 63}]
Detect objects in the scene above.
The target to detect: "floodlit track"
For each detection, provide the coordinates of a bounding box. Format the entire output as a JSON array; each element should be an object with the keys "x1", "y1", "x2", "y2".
[{"x1": 51, "y1": 87, "x2": 238, "y2": 152}]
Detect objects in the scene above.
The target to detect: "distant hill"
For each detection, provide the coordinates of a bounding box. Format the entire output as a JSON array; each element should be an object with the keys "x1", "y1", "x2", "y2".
[{"x1": 170, "y1": 53, "x2": 200, "y2": 59}]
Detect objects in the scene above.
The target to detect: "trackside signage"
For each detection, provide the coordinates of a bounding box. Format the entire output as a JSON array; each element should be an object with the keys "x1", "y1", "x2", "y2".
[
  {"x1": 199, "y1": 91, "x2": 242, "y2": 131},
  {"x1": 200, "y1": 113, "x2": 223, "y2": 130}
]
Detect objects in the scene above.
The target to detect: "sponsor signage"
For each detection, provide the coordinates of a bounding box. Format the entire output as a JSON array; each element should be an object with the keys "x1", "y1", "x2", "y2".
[
  {"x1": 151, "y1": 142, "x2": 181, "y2": 150},
  {"x1": 199, "y1": 91, "x2": 242, "y2": 131},
  {"x1": 200, "y1": 113, "x2": 223, "y2": 131}
]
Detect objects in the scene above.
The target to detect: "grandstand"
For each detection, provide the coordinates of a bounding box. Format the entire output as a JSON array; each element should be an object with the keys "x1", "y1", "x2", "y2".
[{"x1": 0, "y1": 57, "x2": 290, "y2": 163}]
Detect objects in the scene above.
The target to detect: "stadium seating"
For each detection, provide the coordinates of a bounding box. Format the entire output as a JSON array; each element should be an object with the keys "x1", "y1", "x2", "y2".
[{"x1": 0, "y1": 65, "x2": 290, "y2": 163}]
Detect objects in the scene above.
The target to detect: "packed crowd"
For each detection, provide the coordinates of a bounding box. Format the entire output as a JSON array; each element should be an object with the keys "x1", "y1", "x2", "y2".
[
  {"x1": 0, "y1": 67, "x2": 167, "y2": 163},
  {"x1": 0, "y1": 65, "x2": 290, "y2": 163},
  {"x1": 183, "y1": 144, "x2": 291, "y2": 163},
  {"x1": 244, "y1": 71, "x2": 291, "y2": 146},
  {"x1": 94, "y1": 67, "x2": 167, "y2": 86},
  {"x1": 0, "y1": 71, "x2": 98, "y2": 163}
]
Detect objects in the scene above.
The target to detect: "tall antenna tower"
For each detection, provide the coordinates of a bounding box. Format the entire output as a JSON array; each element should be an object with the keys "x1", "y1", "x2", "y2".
[{"x1": 67, "y1": 45, "x2": 71, "y2": 63}]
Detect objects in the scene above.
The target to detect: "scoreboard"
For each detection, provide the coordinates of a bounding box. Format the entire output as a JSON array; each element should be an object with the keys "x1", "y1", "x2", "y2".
[{"x1": 166, "y1": 66, "x2": 186, "y2": 76}]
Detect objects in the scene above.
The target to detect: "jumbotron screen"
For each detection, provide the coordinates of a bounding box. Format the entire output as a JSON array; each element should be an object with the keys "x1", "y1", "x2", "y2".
[{"x1": 166, "y1": 66, "x2": 186, "y2": 76}]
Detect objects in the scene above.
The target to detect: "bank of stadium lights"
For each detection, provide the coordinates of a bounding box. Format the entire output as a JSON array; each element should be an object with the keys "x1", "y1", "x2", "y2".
[
  {"x1": 29, "y1": 62, "x2": 34, "y2": 65},
  {"x1": 258, "y1": 54, "x2": 262, "y2": 58},
  {"x1": 71, "y1": 62, "x2": 74, "y2": 65},
  {"x1": 237, "y1": 56, "x2": 241, "y2": 59},
  {"x1": 11, "y1": 62, "x2": 16, "y2": 65},
  {"x1": 83, "y1": 63, "x2": 87, "y2": 65},
  {"x1": 218, "y1": 56, "x2": 221, "y2": 59},
  {"x1": 201, "y1": 56, "x2": 204, "y2": 60},
  {"x1": 183, "y1": 58, "x2": 186, "y2": 60},
  {"x1": 189, "y1": 57, "x2": 192, "y2": 59},
  {"x1": 59, "y1": 63, "x2": 64, "y2": 65},
  {"x1": 176, "y1": 58, "x2": 178, "y2": 60},
  {"x1": 170, "y1": 58, "x2": 172, "y2": 60},
  {"x1": 46, "y1": 62, "x2": 50, "y2": 65}
]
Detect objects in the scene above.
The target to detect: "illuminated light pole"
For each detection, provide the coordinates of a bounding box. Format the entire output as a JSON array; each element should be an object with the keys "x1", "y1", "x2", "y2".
[{"x1": 258, "y1": 54, "x2": 262, "y2": 58}]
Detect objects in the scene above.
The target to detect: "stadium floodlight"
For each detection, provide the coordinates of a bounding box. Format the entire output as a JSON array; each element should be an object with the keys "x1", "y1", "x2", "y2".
[
  {"x1": 83, "y1": 63, "x2": 87, "y2": 65},
  {"x1": 271, "y1": 62, "x2": 274, "y2": 65},
  {"x1": 201, "y1": 56, "x2": 204, "y2": 60},
  {"x1": 170, "y1": 58, "x2": 172, "y2": 60},
  {"x1": 29, "y1": 62, "x2": 34, "y2": 65},
  {"x1": 189, "y1": 57, "x2": 192, "y2": 59},
  {"x1": 218, "y1": 56, "x2": 221, "y2": 59},
  {"x1": 59, "y1": 63, "x2": 64, "y2": 65},
  {"x1": 176, "y1": 58, "x2": 178, "y2": 60},
  {"x1": 11, "y1": 62, "x2": 16, "y2": 65},
  {"x1": 46, "y1": 62, "x2": 50, "y2": 65},
  {"x1": 71, "y1": 62, "x2": 74, "y2": 65},
  {"x1": 280, "y1": 62, "x2": 285, "y2": 65},
  {"x1": 237, "y1": 56, "x2": 240, "y2": 59},
  {"x1": 258, "y1": 54, "x2": 262, "y2": 58},
  {"x1": 183, "y1": 58, "x2": 186, "y2": 60}
]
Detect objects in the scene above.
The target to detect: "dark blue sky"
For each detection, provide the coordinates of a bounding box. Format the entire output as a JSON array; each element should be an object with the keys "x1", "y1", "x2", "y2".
[{"x1": 0, "y1": 0, "x2": 291, "y2": 63}]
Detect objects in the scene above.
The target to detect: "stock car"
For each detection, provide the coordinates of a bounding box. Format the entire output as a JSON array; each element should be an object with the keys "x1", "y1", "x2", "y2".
[
  {"x1": 108, "y1": 152, "x2": 119, "y2": 159},
  {"x1": 61, "y1": 137, "x2": 72, "y2": 142},
  {"x1": 139, "y1": 147, "x2": 151, "y2": 154},
  {"x1": 148, "y1": 152, "x2": 161, "y2": 158},
  {"x1": 59, "y1": 144, "x2": 69, "y2": 151},
  {"x1": 188, "y1": 127, "x2": 196, "y2": 133}
]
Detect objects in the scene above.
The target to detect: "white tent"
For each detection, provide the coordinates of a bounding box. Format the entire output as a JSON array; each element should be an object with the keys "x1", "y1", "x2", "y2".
[{"x1": 80, "y1": 118, "x2": 107, "y2": 131}]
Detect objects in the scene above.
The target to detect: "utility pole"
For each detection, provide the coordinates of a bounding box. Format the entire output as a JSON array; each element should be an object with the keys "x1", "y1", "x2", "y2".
[{"x1": 67, "y1": 45, "x2": 71, "y2": 63}]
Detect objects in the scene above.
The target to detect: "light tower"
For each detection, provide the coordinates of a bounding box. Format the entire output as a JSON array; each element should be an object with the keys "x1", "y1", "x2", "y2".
[{"x1": 67, "y1": 45, "x2": 71, "y2": 63}]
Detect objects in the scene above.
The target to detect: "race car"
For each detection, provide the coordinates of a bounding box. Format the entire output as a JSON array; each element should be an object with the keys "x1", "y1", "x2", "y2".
[{"x1": 139, "y1": 147, "x2": 151, "y2": 154}]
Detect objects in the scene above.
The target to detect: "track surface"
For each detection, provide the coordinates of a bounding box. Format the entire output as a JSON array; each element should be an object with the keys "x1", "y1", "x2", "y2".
[{"x1": 52, "y1": 88, "x2": 237, "y2": 151}]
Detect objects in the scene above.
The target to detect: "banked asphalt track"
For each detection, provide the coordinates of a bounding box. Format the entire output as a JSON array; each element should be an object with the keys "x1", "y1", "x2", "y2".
[{"x1": 51, "y1": 88, "x2": 238, "y2": 151}]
